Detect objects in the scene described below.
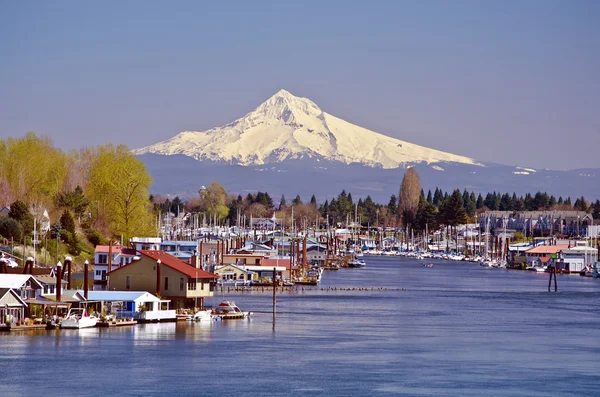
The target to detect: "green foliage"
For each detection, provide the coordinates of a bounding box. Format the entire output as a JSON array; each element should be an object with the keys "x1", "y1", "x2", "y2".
[
  {"x1": 292, "y1": 194, "x2": 303, "y2": 206},
  {"x1": 86, "y1": 144, "x2": 155, "y2": 241},
  {"x1": 85, "y1": 229, "x2": 104, "y2": 247},
  {"x1": 0, "y1": 132, "x2": 68, "y2": 206},
  {"x1": 59, "y1": 211, "x2": 76, "y2": 235},
  {"x1": 8, "y1": 200, "x2": 34, "y2": 236},
  {"x1": 0, "y1": 217, "x2": 23, "y2": 241},
  {"x1": 438, "y1": 189, "x2": 468, "y2": 227},
  {"x1": 56, "y1": 186, "x2": 90, "y2": 219},
  {"x1": 513, "y1": 231, "x2": 525, "y2": 242}
]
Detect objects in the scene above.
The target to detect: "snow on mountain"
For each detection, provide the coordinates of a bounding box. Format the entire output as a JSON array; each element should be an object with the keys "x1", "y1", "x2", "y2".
[{"x1": 133, "y1": 89, "x2": 479, "y2": 169}]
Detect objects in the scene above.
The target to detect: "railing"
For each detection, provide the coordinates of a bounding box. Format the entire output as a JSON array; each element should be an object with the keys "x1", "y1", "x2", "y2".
[
  {"x1": 115, "y1": 310, "x2": 134, "y2": 319},
  {"x1": 134, "y1": 310, "x2": 176, "y2": 321}
]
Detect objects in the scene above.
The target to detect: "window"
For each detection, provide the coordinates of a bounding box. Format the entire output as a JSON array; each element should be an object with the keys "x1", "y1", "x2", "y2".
[
  {"x1": 187, "y1": 279, "x2": 197, "y2": 291},
  {"x1": 95, "y1": 270, "x2": 101, "y2": 276},
  {"x1": 180, "y1": 277, "x2": 184, "y2": 291},
  {"x1": 98, "y1": 254, "x2": 108, "y2": 264},
  {"x1": 126, "y1": 276, "x2": 131, "y2": 290},
  {"x1": 164, "y1": 277, "x2": 169, "y2": 291}
]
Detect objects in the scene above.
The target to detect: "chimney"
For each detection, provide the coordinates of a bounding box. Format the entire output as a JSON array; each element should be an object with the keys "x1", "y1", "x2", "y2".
[{"x1": 56, "y1": 261, "x2": 62, "y2": 302}]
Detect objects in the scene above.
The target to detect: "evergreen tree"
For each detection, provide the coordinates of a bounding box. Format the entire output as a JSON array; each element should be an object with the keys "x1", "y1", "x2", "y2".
[
  {"x1": 465, "y1": 192, "x2": 477, "y2": 217},
  {"x1": 292, "y1": 194, "x2": 303, "y2": 206},
  {"x1": 0, "y1": 218, "x2": 23, "y2": 241},
  {"x1": 59, "y1": 211, "x2": 76, "y2": 236},
  {"x1": 310, "y1": 195, "x2": 317, "y2": 207},
  {"x1": 433, "y1": 188, "x2": 443, "y2": 206},
  {"x1": 279, "y1": 195, "x2": 287, "y2": 210},
  {"x1": 438, "y1": 189, "x2": 468, "y2": 227},
  {"x1": 476, "y1": 194, "x2": 484, "y2": 209},
  {"x1": 415, "y1": 196, "x2": 438, "y2": 232},
  {"x1": 426, "y1": 190, "x2": 433, "y2": 204},
  {"x1": 387, "y1": 195, "x2": 397, "y2": 213},
  {"x1": 592, "y1": 200, "x2": 600, "y2": 220},
  {"x1": 8, "y1": 200, "x2": 34, "y2": 236}
]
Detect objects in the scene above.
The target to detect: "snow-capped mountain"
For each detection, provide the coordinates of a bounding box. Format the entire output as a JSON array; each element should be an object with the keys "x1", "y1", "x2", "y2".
[{"x1": 133, "y1": 89, "x2": 478, "y2": 168}]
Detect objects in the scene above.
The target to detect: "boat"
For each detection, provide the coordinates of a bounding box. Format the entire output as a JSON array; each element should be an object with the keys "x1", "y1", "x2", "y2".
[
  {"x1": 212, "y1": 301, "x2": 251, "y2": 320},
  {"x1": 294, "y1": 276, "x2": 319, "y2": 285},
  {"x1": 421, "y1": 263, "x2": 433, "y2": 268},
  {"x1": 190, "y1": 309, "x2": 213, "y2": 322},
  {"x1": 347, "y1": 257, "x2": 367, "y2": 268},
  {"x1": 60, "y1": 308, "x2": 99, "y2": 329}
]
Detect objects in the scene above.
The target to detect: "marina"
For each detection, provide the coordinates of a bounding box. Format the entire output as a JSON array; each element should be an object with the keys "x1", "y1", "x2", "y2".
[{"x1": 1, "y1": 255, "x2": 599, "y2": 396}]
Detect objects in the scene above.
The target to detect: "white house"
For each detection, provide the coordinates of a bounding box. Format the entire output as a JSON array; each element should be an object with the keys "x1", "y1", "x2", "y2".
[
  {"x1": 559, "y1": 246, "x2": 599, "y2": 273},
  {"x1": 80, "y1": 290, "x2": 175, "y2": 322}
]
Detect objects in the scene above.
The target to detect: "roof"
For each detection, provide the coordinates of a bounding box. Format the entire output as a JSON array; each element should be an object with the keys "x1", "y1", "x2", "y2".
[
  {"x1": 526, "y1": 245, "x2": 570, "y2": 254},
  {"x1": 138, "y1": 250, "x2": 218, "y2": 279},
  {"x1": 214, "y1": 264, "x2": 255, "y2": 274},
  {"x1": 36, "y1": 276, "x2": 67, "y2": 285},
  {"x1": 94, "y1": 245, "x2": 137, "y2": 255},
  {"x1": 0, "y1": 274, "x2": 44, "y2": 289},
  {"x1": 0, "y1": 288, "x2": 28, "y2": 306},
  {"x1": 3, "y1": 267, "x2": 53, "y2": 276},
  {"x1": 78, "y1": 290, "x2": 162, "y2": 303}
]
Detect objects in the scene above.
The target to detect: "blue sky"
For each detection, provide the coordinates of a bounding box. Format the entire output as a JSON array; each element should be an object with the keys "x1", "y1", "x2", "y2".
[{"x1": 1, "y1": 0, "x2": 598, "y2": 170}]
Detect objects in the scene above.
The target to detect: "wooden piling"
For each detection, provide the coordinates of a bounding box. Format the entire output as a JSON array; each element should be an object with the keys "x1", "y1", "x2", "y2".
[{"x1": 272, "y1": 267, "x2": 277, "y2": 315}]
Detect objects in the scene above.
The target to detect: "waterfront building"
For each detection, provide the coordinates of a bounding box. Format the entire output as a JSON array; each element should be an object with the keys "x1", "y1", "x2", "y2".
[
  {"x1": 160, "y1": 240, "x2": 198, "y2": 261},
  {"x1": 130, "y1": 237, "x2": 161, "y2": 251},
  {"x1": 213, "y1": 264, "x2": 255, "y2": 285},
  {"x1": 81, "y1": 290, "x2": 174, "y2": 322},
  {"x1": 93, "y1": 244, "x2": 138, "y2": 289},
  {"x1": 558, "y1": 244, "x2": 599, "y2": 273},
  {"x1": 524, "y1": 244, "x2": 570, "y2": 266},
  {"x1": 0, "y1": 288, "x2": 28, "y2": 325},
  {"x1": 0, "y1": 274, "x2": 44, "y2": 320},
  {"x1": 108, "y1": 250, "x2": 218, "y2": 310}
]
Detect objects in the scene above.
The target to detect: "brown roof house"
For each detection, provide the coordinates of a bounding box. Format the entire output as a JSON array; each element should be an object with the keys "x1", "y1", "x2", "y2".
[{"x1": 108, "y1": 250, "x2": 219, "y2": 310}]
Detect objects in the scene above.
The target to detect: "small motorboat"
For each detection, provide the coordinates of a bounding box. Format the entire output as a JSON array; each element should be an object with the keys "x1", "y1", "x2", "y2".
[
  {"x1": 190, "y1": 309, "x2": 213, "y2": 322},
  {"x1": 60, "y1": 308, "x2": 99, "y2": 329},
  {"x1": 347, "y1": 257, "x2": 367, "y2": 268},
  {"x1": 212, "y1": 301, "x2": 251, "y2": 320}
]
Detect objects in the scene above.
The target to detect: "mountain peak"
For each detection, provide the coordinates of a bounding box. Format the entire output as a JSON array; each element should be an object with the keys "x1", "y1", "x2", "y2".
[
  {"x1": 251, "y1": 89, "x2": 322, "y2": 124},
  {"x1": 133, "y1": 90, "x2": 479, "y2": 168}
]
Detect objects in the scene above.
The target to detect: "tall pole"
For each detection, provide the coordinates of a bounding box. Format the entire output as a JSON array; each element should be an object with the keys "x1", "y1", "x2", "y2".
[{"x1": 84, "y1": 260, "x2": 89, "y2": 300}]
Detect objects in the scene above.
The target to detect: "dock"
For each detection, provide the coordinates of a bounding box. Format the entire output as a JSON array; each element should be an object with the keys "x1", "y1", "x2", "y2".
[{"x1": 96, "y1": 320, "x2": 138, "y2": 327}]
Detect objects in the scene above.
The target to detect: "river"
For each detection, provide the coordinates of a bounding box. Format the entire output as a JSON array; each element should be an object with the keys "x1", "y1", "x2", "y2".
[{"x1": 1, "y1": 256, "x2": 599, "y2": 396}]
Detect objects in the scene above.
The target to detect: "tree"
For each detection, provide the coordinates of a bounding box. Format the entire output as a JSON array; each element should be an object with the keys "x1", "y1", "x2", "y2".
[
  {"x1": 387, "y1": 194, "x2": 397, "y2": 213},
  {"x1": 292, "y1": 195, "x2": 303, "y2": 206},
  {"x1": 86, "y1": 144, "x2": 155, "y2": 241},
  {"x1": 439, "y1": 189, "x2": 468, "y2": 227},
  {"x1": 56, "y1": 185, "x2": 89, "y2": 220},
  {"x1": 0, "y1": 132, "x2": 68, "y2": 206},
  {"x1": 198, "y1": 182, "x2": 230, "y2": 222},
  {"x1": 415, "y1": 196, "x2": 437, "y2": 232},
  {"x1": 0, "y1": 217, "x2": 23, "y2": 241},
  {"x1": 8, "y1": 200, "x2": 34, "y2": 236},
  {"x1": 279, "y1": 195, "x2": 287, "y2": 211},
  {"x1": 476, "y1": 194, "x2": 484, "y2": 209},
  {"x1": 398, "y1": 168, "x2": 421, "y2": 229},
  {"x1": 59, "y1": 210, "x2": 76, "y2": 236}
]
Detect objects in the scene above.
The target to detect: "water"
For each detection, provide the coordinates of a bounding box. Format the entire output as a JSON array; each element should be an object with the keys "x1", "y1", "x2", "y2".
[{"x1": 2, "y1": 256, "x2": 599, "y2": 396}]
